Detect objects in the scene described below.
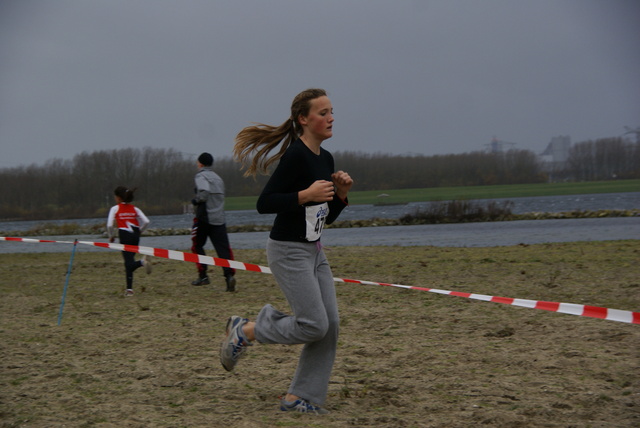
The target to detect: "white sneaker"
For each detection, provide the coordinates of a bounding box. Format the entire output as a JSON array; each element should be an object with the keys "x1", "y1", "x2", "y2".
[
  {"x1": 280, "y1": 398, "x2": 329, "y2": 415},
  {"x1": 142, "y1": 256, "x2": 152, "y2": 274},
  {"x1": 220, "y1": 316, "x2": 252, "y2": 371}
]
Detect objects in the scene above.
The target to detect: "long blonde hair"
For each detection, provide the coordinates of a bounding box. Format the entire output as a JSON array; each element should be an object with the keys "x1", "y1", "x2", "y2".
[{"x1": 234, "y1": 88, "x2": 327, "y2": 177}]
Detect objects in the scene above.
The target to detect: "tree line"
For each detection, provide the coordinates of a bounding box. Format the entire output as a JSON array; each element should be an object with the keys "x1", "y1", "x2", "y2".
[
  {"x1": 1, "y1": 137, "x2": 637, "y2": 221},
  {"x1": 566, "y1": 137, "x2": 639, "y2": 181}
]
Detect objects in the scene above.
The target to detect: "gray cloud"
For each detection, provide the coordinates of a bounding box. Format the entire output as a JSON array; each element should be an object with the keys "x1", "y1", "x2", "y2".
[{"x1": 1, "y1": 0, "x2": 638, "y2": 168}]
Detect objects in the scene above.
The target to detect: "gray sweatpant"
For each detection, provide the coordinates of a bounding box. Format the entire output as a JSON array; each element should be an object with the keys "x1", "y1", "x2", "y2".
[{"x1": 254, "y1": 238, "x2": 339, "y2": 406}]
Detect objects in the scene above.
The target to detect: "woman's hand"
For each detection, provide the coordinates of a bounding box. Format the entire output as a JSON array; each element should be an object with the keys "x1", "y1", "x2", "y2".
[
  {"x1": 298, "y1": 180, "x2": 336, "y2": 204},
  {"x1": 298, "y1": 172, "x2": 353, "y2": 204},
  {"x1": 331, "y1": 170, "x2": 353, "y2": 200}
]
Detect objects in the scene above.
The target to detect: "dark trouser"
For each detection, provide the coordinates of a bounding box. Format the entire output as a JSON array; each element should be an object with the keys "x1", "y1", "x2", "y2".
[
  {"x1": 119, "y1": 228, "x2": 142, "y2": 289},
  {"x1": 191, "y1": 218, "x2": 235, "y2": 279}
]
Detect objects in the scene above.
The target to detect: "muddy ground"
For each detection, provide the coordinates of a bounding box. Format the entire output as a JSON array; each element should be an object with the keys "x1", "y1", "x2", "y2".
[{"x1": 1, "y1": 240, "x2": 639, "y2": 427}]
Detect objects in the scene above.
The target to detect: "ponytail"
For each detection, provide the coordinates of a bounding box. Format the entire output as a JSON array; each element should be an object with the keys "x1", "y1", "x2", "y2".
[{"x1": 233, "y1": 120, "x2": 297, "y2": 177}]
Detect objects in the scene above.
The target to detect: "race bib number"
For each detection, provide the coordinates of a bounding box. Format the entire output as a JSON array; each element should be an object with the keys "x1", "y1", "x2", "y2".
[{"x1": 305, "y1": 203, "x2": 329, "y2": 241}]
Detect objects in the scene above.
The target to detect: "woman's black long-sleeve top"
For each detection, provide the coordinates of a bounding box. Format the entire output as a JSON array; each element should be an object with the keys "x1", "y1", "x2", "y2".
[{"x1": 257, "y1": 139, "x2": 348, "y2": 243}]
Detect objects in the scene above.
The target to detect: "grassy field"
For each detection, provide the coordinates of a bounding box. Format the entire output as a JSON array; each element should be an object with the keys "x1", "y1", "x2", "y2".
[
  {"x1": 1, "y1": 241, "x2": 639, "y2": 427},
  {"x1": 223, "y1": 179, "x2": 640, "y2": 210}
]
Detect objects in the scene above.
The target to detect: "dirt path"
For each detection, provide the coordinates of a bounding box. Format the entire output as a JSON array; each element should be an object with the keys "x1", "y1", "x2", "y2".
[{"x1": 1, "y1": 241, "x2": 639, "y2": 427}]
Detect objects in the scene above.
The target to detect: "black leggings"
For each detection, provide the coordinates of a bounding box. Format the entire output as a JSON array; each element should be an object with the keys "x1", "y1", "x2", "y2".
[{"x1": 119, "y1": 228, "x2": 142, "y2": 289}]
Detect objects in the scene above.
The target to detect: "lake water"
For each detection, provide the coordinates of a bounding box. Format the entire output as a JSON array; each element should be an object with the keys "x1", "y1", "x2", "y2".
[
  {"x1": 1, "y1": 192, "x2": 638, "y2": 253},
  {"x1": 2, "y1": 217, "x2": 639, "y2": 253},
  {"x1": 1, "y1": 192, "x2": 638, "y2": 233}
]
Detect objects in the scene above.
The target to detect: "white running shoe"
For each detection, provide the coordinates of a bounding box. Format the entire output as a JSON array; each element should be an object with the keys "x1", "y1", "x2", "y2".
[
  {"x1": 142, "y1": 256, "x2": 152, "y2": 274},
  {"x1": 220, "y1": 316, "x2": 252, "y2": 371},
  {"x1": 280, "y1": 398, "x2": 329, "y2": 415}
]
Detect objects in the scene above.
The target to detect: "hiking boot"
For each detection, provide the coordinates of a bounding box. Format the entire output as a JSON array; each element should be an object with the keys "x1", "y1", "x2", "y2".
[
  {"x1": 191, "y1": 276, "x2": 210, "y2": 286},
  {"x1": 220, "y1": 316, "x2": 252, "y2": 371},
  {"x1": 225, "y1": 275, "x2": 236, "y2": 292},
  {"x1": 280, "y1": 398, "x2": 329, "y2": 415}
]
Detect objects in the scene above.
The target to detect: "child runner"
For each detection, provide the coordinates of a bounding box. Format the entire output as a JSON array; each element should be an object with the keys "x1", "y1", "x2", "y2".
[
  {"x1": 220, "y1": 88, "x2": 354, "y2": 414},
  {"x1": 107, "y1": 186, "x2": 152, "y2": 296}
]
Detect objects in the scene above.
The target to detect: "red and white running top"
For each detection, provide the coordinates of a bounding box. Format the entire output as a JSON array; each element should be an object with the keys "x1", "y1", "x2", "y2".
[{"x1": 107, "y1": 203, "x2": 150, "y2": 238}]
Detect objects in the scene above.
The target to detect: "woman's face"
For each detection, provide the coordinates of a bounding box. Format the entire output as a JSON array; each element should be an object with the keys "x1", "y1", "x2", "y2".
[{"x1": 299, "y1": 96, "x2": 334, "y2": 142}]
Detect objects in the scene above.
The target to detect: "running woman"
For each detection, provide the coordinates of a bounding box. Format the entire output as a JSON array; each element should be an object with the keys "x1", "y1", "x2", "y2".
[
  {"x1": 107, "y1": 186, "x2": 152, "y2": 296},
  {"x1": 220, "y1": 88, "x2": 353, "y2": 414}
]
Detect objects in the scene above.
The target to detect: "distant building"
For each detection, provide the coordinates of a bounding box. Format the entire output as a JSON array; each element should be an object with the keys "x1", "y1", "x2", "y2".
[
  {"x1": 540, "y1": 135, "x2": 571, "y2": 166},
  {"x1": 540, "y1": 135, "x2": 571, "y2": 181}
]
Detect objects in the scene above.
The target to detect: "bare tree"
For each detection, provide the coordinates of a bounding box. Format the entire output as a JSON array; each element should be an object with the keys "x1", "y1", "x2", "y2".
[
  {"x1": 567, "y1": 138, "x2": 637, "y2": 180},
  {"x1": 1, "y1": 143, "x2": 636, "y2": 221}
]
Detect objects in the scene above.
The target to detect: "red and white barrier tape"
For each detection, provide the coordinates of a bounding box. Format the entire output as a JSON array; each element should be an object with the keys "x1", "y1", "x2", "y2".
[{"x1": 2, "y1": 236, "x2": 639, "y2": 325}]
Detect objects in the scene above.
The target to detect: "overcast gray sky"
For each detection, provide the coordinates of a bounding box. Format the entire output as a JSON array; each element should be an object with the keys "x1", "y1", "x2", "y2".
[{"x1": 1, "y1": 0, "x2": 638, "y2": 168}]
